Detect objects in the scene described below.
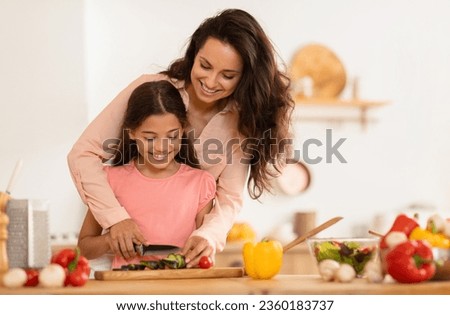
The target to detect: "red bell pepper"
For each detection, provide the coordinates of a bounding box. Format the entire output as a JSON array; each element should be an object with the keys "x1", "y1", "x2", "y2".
[
  {"x1": 67, "y1": 267, "x2": 89, "y2": 287},
  {"x1": 380, "y1": 214, "x2": 419, "y2": 249},
  {"x1": 51, "y1": 247, "x2": 90, "y2": 286},
  {"x1": 51, "y1": 248, "x2": 76, "y2": 267},
  {"x1": 385, "y1": 240, "x2": 435, "y2": 283}
]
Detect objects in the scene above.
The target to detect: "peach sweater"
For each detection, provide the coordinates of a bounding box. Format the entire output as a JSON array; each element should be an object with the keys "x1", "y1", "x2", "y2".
[{"x1": 67, "y1": 74, "x2": 249, "y2": 252}]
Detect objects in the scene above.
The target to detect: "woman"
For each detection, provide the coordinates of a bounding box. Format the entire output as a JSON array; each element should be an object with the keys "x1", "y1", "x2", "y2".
[{"x1": 68, "y1": 8, "x2": 293, "y2": 267}]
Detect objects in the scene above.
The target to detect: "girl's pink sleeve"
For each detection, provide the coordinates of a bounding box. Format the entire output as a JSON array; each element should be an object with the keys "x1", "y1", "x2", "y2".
[
  {"x1": 197, "y1": 172, "x2": 217, "y2": 212},
  {"x1": 67, "y1": 74, "x2": 163, "y2": 229}
]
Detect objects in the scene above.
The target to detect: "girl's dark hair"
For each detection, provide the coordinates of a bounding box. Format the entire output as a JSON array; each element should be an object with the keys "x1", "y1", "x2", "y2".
[
  {"x1": 111, "y1": 81, "x2": 199, "y2": 168},
  {"x1": 162, "y1": 8, "x2": 294, "y2": 199}
]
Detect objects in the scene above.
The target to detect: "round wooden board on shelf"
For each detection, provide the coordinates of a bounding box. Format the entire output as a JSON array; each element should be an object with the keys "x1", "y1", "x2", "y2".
[
  {"x1": 272, "y1": 160, "x2": 311, "y2": 196},
  {"x1": 290, "y1": 43, "x2": 347, "y2": 99}
]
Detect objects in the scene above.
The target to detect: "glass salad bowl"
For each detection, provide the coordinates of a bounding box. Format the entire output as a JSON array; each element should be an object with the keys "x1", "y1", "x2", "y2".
[{"x1": 307, "y1": 237, "x2": 379, "y2": 276}]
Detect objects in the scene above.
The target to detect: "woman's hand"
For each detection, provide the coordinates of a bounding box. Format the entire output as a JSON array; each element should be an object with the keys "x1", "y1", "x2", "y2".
[
  {"x1": 181, "y1": 235, "x2": 215, "y2": 268},
  {"x1": 109, "y1": 219, "x2": 146, "y2": 260}
]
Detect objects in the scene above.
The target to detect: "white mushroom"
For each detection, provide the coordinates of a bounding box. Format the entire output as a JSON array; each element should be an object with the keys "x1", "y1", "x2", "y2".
[
  {"x1": 2, "y1": 268, "x2": 27, "y2": 288},
  {"x1": 385, "y1": 231, "x2": 408, "y2": 249},
  {"x1": 39, "y1": 263, "x2": 66, "y2": 288},
  {"x1": 383, "y1": 274, "x2": 396, "y2": 284},
  {"x1": 363, "y1": 260, "x2": 384, "y2": 283},
  {"x1": 318, "y1": 259, "x2": 340, "y2": 281},
  {"x1": 335, "y1": 263, "x2": 356, "y2": 283}
]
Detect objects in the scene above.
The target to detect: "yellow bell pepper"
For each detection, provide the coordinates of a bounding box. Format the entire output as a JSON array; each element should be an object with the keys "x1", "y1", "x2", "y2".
[
  {"x1": 409, "y1": 227, "x2": 450, "y2": 249},
  {"x1": 242, "y1": 239, "x2": 283, "y2": 279},
  {"x1": 227, "y1": 222, "x2": 256, "y2": 243}
]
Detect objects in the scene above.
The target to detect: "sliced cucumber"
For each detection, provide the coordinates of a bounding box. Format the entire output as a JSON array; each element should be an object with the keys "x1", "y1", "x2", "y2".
[
  {"x1": 175, "y1": 254, "x2": 186, "y2": 269},
  {"x1": 161, "y1": 259, "x2": 179, "y2": 269},
  {"x1": 140, "y1": 260, "x2": 162, "y2": 270}
]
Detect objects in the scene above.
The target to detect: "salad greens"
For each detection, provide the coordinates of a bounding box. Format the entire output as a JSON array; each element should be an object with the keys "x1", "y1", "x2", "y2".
[{"x1": 313, "y1": 240, "x2": 376, "y2": 274}]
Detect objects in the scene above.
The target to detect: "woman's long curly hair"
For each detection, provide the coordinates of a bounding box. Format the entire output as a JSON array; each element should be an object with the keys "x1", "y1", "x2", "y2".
[
  {"x1": 162, "y1": 9, "x2": 294, "y2": 199},
  {"x1": 111, "y1": 81, "x2": 199, "y2": 168}
]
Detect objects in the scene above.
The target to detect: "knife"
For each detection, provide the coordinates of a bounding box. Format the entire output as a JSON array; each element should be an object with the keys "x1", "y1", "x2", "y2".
[{"x1": 134, "y1": 244, "x2": 181, "y2": 256}]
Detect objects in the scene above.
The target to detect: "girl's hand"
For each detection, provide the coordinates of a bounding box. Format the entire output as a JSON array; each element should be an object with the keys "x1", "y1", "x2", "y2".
[
  {"x1": 109, "y1": 219, "x2": 146, "y2": 260},
  {"x1": 181, "y1": 235, "x2": 215, "y2": 268}
]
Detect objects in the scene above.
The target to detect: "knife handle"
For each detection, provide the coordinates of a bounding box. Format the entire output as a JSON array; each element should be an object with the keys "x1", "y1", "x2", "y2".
[{"x1": 134, "y1": 243, "x2": 144, "y2": 256}]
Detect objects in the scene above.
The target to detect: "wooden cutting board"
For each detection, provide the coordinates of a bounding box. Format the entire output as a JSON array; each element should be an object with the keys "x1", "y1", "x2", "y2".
[{"x1": 94, "y1": 267, "x2": 244, "y2": 281}]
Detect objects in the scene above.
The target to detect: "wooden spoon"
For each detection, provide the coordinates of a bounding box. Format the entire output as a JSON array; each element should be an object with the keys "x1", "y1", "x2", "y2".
[
  {"x1": 283, "y1": 216, "x2": 343, "y2": 253},
  {"x1": 368, "y1": 230, "x2": 383, "y2": 237}
]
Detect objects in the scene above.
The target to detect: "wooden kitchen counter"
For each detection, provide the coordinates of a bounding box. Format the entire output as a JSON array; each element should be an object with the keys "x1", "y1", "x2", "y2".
[{"x1": 1, "y1": 275, "x2": 450, "y2": 295}]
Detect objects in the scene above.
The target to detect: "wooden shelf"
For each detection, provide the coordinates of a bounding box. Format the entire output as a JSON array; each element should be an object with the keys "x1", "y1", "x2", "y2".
[
  {"x1": 293, "y1": 96, "x2": 389, "y2": 130},
  {"x1": 295, "y1": 97, "x2": 388, "y2": 107}
]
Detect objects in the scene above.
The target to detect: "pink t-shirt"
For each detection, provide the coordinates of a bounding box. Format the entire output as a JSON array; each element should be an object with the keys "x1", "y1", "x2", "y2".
[{"x1": 105, "y1": 162, "x2": 216, "y2": 268}]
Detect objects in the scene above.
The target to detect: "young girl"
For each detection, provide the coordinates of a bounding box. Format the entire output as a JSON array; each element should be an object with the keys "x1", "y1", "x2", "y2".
[{"x1": 77, "y1": 80, "x2": 216, "y2": 268}]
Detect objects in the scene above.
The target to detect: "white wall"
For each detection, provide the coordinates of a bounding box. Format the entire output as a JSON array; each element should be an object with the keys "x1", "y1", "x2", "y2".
[
  {"x1": 83, "y1": 0, "x2": 450, "y2": 238},
  {"x1": 0, "y1": 0, "x2": 87, "y2": 236},
  {"x1": 2, "y1": 0, "x2": 449, "y2": 239}
]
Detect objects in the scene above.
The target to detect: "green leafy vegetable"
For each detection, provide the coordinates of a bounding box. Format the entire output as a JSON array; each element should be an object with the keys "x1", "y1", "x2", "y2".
[{"x1": 313, "y1": 241, "x2": 375, "y2": 274}]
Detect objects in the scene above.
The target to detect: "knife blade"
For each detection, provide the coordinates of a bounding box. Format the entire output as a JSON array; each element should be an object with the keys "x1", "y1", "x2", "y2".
[{"x1": 134, "y1": 244, "x2": 181, "y2": 256}]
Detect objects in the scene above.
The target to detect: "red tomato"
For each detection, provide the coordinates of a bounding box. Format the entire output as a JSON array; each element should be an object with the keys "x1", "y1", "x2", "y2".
[
  {"x1": 24, "y1": 269, "x2": 39, "y2": 287},
  {"x1": 51, "y1": 248, "x2": 76, "y2": 268},
  {"x1": 77, "y1": 256, "x2": 91, "y2": 275},
  {"x1": 198, "y1": 256, "x2": 213, "y2": 269},
  {"x1": 67, "y1": 268, "x2": 89, "y2": 287}
]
